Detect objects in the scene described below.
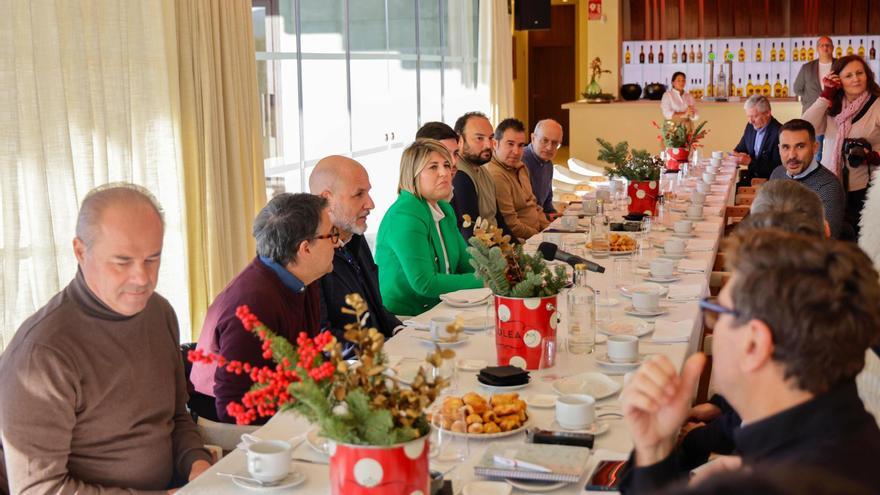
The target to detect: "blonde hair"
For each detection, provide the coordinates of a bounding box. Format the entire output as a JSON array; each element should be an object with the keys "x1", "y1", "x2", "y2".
[{"x1": 397, "y1": 139, "x2": 454, "y2": 199}]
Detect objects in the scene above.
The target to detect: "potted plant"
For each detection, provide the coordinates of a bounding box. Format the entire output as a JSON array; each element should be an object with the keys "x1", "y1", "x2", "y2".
[
  {"x1": 465, "y1": 216, "x2": 568, "y2": 370},
  {"x1": 188, "y1": 294, "x2": 455, "y2": 494},
  {"x1": 654, "y1": 119, "x2": 709, "y2": 171},
  {"x1": 581, "y1": 57, "x2": 614, "y2": 103},
  {"x1": 596, "y1": 138, "x2": 665, "y2": 216}
]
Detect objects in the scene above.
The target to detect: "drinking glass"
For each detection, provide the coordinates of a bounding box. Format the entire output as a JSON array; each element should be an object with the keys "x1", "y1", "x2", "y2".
[
  {"x1": 612, "y1": 257, "x2": 633, "y2": 289},
  {"x1": 590, "y1": 216, "x2": 610, "y2": 258},
  {"x1": 538, "y1": 336, "x2": 559, "y2": 381},
  {"x1": 429, "y1": 403, "x2": 469, "y2": 463},
  {"x1": 594, "y1": 289, "x2": 613, "y2": 335}
]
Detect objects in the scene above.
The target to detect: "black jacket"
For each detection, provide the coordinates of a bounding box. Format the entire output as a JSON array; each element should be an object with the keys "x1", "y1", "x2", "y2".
[
  {"x1": 734, "y1": 117, "x2": 782, "y2": 182},
  {"x1": 621, "y1": 381, "x2": 880, "y2": 494},
  {"x1": 318, "y1": 234, "x2": 401, "y2": 341},
  {"x1": 450, "y1": 172, "x2": 514, "y2": 241}
]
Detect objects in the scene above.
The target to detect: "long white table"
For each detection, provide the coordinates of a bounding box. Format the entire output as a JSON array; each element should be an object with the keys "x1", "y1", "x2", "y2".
[{"x1": 179, "y1": 161, "x2": 739, "y2": 494}]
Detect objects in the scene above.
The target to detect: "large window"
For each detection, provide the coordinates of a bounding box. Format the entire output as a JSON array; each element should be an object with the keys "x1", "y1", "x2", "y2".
[{"x1": 253, "y1": 0, "x2": 486, "y2": 242}]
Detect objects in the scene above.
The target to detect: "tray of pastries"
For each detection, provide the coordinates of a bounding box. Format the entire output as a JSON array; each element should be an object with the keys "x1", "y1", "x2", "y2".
[{"x1": 428, "y1": 392, "x2": 529, "y2": 438}]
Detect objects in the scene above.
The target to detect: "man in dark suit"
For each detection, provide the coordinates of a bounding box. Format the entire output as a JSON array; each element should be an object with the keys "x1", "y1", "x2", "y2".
[{"x1": 733, "y1": 95, "x2": 781, "y2": 186}]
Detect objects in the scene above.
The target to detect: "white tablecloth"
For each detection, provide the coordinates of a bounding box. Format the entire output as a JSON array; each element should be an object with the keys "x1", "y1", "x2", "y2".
[{"x1": 178, "y1": 161, "x2": 739, "y2": 494}]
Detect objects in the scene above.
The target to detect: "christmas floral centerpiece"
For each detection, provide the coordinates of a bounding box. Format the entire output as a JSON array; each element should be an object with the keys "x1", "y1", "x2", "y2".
[
  {"x1": 654, "y1": 119, "x2": 709, "y2": 171},
  {"x1": 189, "y1": 294, "x2": 456, "y2": 493},
  {"x1": 596, "y1": 139, "x2": 664, "y2": 215},
  {"x1": 465, "y1": 216, "x2": 567, "y2": 369}
]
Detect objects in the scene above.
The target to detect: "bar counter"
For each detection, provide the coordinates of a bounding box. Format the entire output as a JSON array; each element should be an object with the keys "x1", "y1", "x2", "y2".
[{"x1": 563, "y1": 98, "x2": 802, "y2": 164}]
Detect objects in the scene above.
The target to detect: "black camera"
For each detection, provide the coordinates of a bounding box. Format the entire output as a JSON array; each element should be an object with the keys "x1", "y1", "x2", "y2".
[{"x1": 843, "y1": 138, "x2": 872, "y2": 168}]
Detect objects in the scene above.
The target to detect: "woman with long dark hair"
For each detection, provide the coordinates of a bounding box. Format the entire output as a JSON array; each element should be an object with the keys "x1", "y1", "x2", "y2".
[
  {"x1": 660, "y1": 71, "x2": 698, "y2": 128},
  {"x1": 803, "y1": 54, "x2": 880, "y2": 236}
]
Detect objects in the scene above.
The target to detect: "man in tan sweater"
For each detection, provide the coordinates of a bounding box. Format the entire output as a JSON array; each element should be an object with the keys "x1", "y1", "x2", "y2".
[
  {"x1": 0, "y1": 184, "x2": 212, "y2": 494},
  {"x1": 487, "y1": 118, "x2": 550, "y2": 241}
]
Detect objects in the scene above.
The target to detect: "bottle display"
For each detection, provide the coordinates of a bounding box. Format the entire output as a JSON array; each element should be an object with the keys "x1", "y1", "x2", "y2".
[
  {"x1": 800, "y1": 42, "x2": 807, "y2": 61},
  {"x1": 773, "y1": 75, "x2": 783, "y2": 97},
  {"x1": 671, "y1": 44, "x2": 678, "y2": 63},
  {"x1": 736, "y1": 78, "x2": 743, "y2": 97},
  {"x1": 639, "y1": 45, "x2": 645, "y2": 64},
  {"x1": 762, "y1": 73, "x2": 771, "y2": 97},
  {"x1": 648, "y1": 45, "x2": 654, "y2": 64},
  {"x1": 871, "y1": 41, "x2": 877, "y2": 60},
  {"x1": 625, "y1": 45, "x2": 631, "y2": 64},
  {"x1": 658, "y1": 45, "x2": 664, "y2": 64},
  {"x1": 835, "y1": 41, "x2": 842, "y2": 58},
  {"x1": 779, "y1": 41, "x2": 786, "y2": 61},
  {"x1": 793, "y1": 41, "x2": 800, "y2": 62},
  {"x1": 689, "y1": 44, "x2": 696, "y2": 63},
  {"x1": 724, "y1": 43, "x2": 731, "y2": 61},
  {"x1": 746, "y1": 74, "x2": 755, "y2": 97},
  {"x1": 858, "y1": 39, "x2": 865, "y2": 58},
  {"x1": 738, "y1": 42, "x2": 746, "y2": 62},
  {"x1": 847, "y1": 39, "x2": 854, "y2": 56},
  {"x1": 808, "y1": 41, "x2": 815, "y2": 61},
  {"x1": 696, "y1": 45, "x2": 703, "y2": 63},
  {"x1": 755, "y1": 42, "x2": 763, "y2": 62},
  {"x1": 770, "y1": 42, "x2": 777, "y2": 62},
  {"x1": 708, "y1": 44, "x2": 715, "y2": 61},
  {"x1": 781, "y1": 79, "x2": 789, "y2": 98}
]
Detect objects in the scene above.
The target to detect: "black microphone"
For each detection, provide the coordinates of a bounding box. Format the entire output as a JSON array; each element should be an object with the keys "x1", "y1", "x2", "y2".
[{"x1": 538, "y1": 242, "x2": 606, "y2": 273}]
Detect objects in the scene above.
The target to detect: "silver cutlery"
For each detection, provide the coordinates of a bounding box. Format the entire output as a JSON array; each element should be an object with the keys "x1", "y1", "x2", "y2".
[{"x1": 217, "y1": 472, "x2": 282, "y2": 486}]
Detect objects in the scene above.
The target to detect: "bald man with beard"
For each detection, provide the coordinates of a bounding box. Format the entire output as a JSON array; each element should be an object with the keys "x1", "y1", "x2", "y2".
[{"x1": 309, "y1": 156, "x2": 403, "y2": 340}]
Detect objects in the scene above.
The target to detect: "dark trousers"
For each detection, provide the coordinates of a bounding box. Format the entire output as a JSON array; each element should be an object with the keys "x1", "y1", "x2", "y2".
[{"x1": 846, "y1": 187, "x2": 868, "y2": 238}]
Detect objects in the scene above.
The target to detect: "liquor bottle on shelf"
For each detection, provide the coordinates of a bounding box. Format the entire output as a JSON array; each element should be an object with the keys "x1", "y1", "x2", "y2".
[
  {"x1": 648, "y1": 45, "x2": 654, "y2": 63},
  {"x1": 770, "y1": 42, "x2": 777, "y2": 62},
  {"x1": 671, "y1": 44, "x2": 678, "y2": 63},
  {"x1": 736, "y1": 78, "x2": 744, "y2": 97},
  {"x1": 724, "y1": 43, "x2": 731, "y2": 61},
  {"x1": 773, "y1": 74, "x2": 783, "y2": 97},
  {"x1": 781, "y1": 79, "x2": 789, "y2": 97},
  {"x1": 746, "y1": 74, "x2": 755, "y2": 97},
  {"x1": 689, "y1": 79, "x2": 696, "y2": 97},
  {"x1": 696, "y1": 79, "x2": 703, "y2": 99},
  {"x1": 738, "y1": 42, "x2": 746, "y2": 62},
  {"x1": 808, "y1": 41, "x2": 815, "y2": 61},
  {"x1": 800, "y1": 42, "x2": 807, "y2": 61},
  {"x1": 625, "y1": 45, "x2": 631, "y2": 64},
  {"x1": 871, "y1": 41, "x2": 877, "y2": 60},
  {"x1": 779, "y1": 41, "x2": 786, "y2": 61},
  {"x1": 689, "y1": 44, "x2": 696, "y2": 63},
  {"x1": 706, "y1": 80, "x2": 714, "y2": 98},
  {"x1": 755, "y1": 42, "x2": 763, "y2": 62},
  {"x1": 847, "y1": 39, "x2": 854, "y2": 56},
  {"x1": 858, "y1": 39, "x2": 865, "y2": 58},
  {"x1": 708, "y1": 44, "x2": 715, "y2": 61},
  {"x1": 763, "y1": 73, "x2": 772, "y2": 97},
  {"x1": 696, "y1": 45, "x2": 703, "y2": 63},
  {"x1": 835, "y1": 40, "x2": 842, "y2": 58},
  {"x1": 658, "y1": 45, "x2": 664, "y2": 63},
  {"x1": 793, "y1": 41, "x2": 800, "y2": 62},
  {"x1": 639, "y1": 45, "x2": 645, "y2": 64}
]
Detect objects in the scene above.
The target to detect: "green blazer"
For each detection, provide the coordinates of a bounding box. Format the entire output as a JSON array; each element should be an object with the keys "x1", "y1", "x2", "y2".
[{"x1": 376, "y1": 190, "x2": 482, "y2": 316}]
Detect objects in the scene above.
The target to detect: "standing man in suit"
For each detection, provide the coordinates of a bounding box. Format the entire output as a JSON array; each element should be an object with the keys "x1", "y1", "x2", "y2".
[
  {"x1": 733, "y1": 95, "x2": 782, "y2": 186},
  {"x1": 793, "y1": 35, "x2": 834, "y2": 160}
]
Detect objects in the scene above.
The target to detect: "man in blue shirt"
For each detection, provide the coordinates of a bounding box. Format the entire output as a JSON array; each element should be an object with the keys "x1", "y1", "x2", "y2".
[
  {"x1": 521, "y1": 119, "x2": 563, "y2": 216},
  {"x1": 733, "y1": 95, "x2": 781, "y2": 186}
]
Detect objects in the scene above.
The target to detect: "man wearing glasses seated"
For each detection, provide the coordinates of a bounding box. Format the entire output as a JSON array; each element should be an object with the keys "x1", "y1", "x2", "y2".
[
  {"x1": 619, "y1": 229, "x2": 880, "y2": 493},
  {"x1": 521, "y1": 119, "x2": 563, "y2": 218},
  {"x1": 190, "y1": 193, "x2": 336, "y2": 424}
]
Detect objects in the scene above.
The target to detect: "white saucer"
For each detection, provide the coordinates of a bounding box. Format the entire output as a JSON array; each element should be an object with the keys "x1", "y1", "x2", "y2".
[
  {"x1": 457, "y1": 358, "x2": 488, "y2": 371},
  {"x1": 599, "y1": 319, "x2": 653, "y2": 337},
  {"x1": 671, "y1": 232, "x2": 696, "y2": 238},
  {"x1": 550, "y1": 419, "x2": 611, "y2": 436},
  {"x1": 624, "y1": 305, "x2": 669, "y2": 317},
  {"x1": 525, "y1": 393, "x2": 558, "y2": 408},
  {"x1": 504, "y1": 478, "x2": 567, "y2": 493},
  {"x1": 643, "y1": 275, "x2": 682, "y2": 283},
  {"x1": 619, "y1": 282, "x2": 668, "y2": 298},
  {"x1": 477, "y1": 380, "x2": 530, "y2": 392},
  {"x1": 658, "y1": 253, "x2": 687, "y2": 260},
  {"x1": 460, "y1": 315, "x2": 493, "y2": 332},
  {"x1": 685, "y1": 215, "x2": 704, "y2": 221},
  {"x1": 414, "y1": 334, "x2": 469, "y2": 347},
  {"x1": 596, "y1": 353, "x2": 650, "y2": 373},
  {"x1": 229, "y1": 470, "x2": 307, "y2": 491}
]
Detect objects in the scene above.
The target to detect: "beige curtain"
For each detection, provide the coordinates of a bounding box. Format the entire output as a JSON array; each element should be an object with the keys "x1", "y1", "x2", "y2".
[
  {"x1": 479, "y1": 0, "x2": 515, "y2": 123},
  {"x1": 0, "y1": 0, "x2": 190, "y2": 351},
  {"x1": 174, "y1": 0, "x2": 266, "y2": 338}
]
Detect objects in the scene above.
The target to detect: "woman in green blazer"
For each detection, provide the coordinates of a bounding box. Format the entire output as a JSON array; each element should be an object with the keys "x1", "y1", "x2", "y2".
[{"x1": 376, "y1": 139, "x2": 483, "y2": 316}]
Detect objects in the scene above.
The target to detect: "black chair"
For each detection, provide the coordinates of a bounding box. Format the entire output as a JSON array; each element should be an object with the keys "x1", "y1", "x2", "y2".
[{"x1": 179, "y1": 342, "x2": 220, "y2": 422}]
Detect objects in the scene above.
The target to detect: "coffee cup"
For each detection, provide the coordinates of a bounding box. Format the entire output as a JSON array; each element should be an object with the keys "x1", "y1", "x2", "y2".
[
  {"x1": 712, "y1": 150, "x2": 723, "y2": 159},
  {"x1": 430, "y1": 316, "x2": 456, "y2": 341},
  {"x1": 631, "y1": 289, "x2": 661, "y2": 313},
  {"x1": 691, "y1": 192, "x2": 706, "y2": 205},
  {"x1": 555, "y1": 394, "x2": 596, "y2": 429},
  {"x1": 247, "y1": 440, "x2": 291, "y2": 483},
  {"x1": 673, "y1": 220, "x2": 693, "y2": 234},
  {"x1": 687, "y1": 204, "x2": 704, "y2": 219},
  {"x1": 650, "y1": 258, "x2": 675, "y2": 277},
  {"x1": 710, "y1": 157, "x2": 721, "y2": 167},
  {"x1": 702, "y1": 172, "x2": 716, "y2": 184},
  {"x1": 607, "y1": 335, "x2": 640, "y2": 363},
  {"x1": 663, "y1": 238, "x2": 686, "y2": 256}
]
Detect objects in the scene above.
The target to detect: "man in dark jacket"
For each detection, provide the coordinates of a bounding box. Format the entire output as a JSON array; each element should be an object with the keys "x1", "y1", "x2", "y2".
[
  {"x1": 619, "y1": 229, "x2": 880, "y2": 494},
  {"x1": 733, "y1": 95, "x2": 782, "y2": 186},
  {"x1": 309, "y1": 155, "x2": 402, "y2": 341}
]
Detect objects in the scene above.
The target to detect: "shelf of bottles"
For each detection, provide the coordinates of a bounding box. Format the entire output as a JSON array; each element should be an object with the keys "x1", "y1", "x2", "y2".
[{"x1": 623, "y1": 36, "x2": 880, "y2": 99}]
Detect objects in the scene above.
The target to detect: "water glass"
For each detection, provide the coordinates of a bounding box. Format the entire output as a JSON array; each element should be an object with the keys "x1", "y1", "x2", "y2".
[
  {"x1": 594, "y1": 289, "x2": 613, "y2": 334},
  {"x1": 430, "y1": 404, "x2": 469, "y2": 462},
  {"x1": 538, "y1": 337, "x2": 559, "y2": 381},
  {"x1": 591, "y1": 216, "x2": 610, "y2": 258},
  {"x1": 612, "y1": 257, "x2": 634, "y2": 288}
]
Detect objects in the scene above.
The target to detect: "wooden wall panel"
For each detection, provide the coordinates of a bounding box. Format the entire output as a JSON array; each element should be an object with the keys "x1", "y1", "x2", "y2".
[
  {"x1": 666, "y1": 0, "x2": 680, "y2": 39},
  {"x1": 683, "y1": 0, "x2": 700, "y2": 38},
  {"x1": 703, "y1": 0, "x2": 719, "y2": 38},
  {"x1": 850, "y1": 0, "x2": 868, "y2": 34},
  {"x1": 817, "y1": 1, "x2": 835, "y2": 36},
  {"x1": 768, "y1": 1, "x2": 786, "y2": 36},
  {"x1": 871, "y1": 2, "x2": 880, "y2": 36},
  {"x1": 834, "y1": 0, "x2": 853, "y2": 34}
]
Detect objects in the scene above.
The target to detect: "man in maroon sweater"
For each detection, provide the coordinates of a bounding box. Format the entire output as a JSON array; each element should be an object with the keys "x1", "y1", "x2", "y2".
[{"x1": 191, "y1": 193, "x2": 337, "y2": 423}]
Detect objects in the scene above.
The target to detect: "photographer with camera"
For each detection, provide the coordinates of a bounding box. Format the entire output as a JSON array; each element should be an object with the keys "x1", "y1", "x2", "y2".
[{"x1": 803, "y1": 55, "x2": 880, "y2": 236}]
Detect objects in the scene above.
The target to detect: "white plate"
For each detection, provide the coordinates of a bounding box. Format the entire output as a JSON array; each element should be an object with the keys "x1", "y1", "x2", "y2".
[
  {"x1": 504, "y1": 478, "x2": 568, "y2": 492},
  {"x1": 596, "y1": 353, "x2": 651, "y2": 373},
  {"x1": 477, "y1": 380, "x2": 530, "y2": 392},
  {"x1": 457, "y1": 358, "x2": 488, "y2": 371},
  {"x1": 619, "y1": 282, "x2": 668, "y2": 298},
  {"x1": 642, "y1": 275, "x2": 682, "y2": 284},
  {"x1": 414, "y1": 334, "x2": 470, "y2": 347},
  {"x1": 624, "y1": 305, "x2": 669, "y2": 317},
  {"x1": 549, "y1": 419, "x2": 611, "y2": 436},
  {"x1": 599, "y1": 319, "x2": 654, "y2": 337},
  {"x1": 230, "y1": 471, "x2": 307, "y2": 491},
  {"x1": 460, "y1": 315, "x2": 492, "y2": 332},
  {"x1": 551, "y1": 371, "x2": 621, "y2": 399},
  {"x1": 463, "y1": 481, "x2": 513, "y2": 495},
  {"x1": 306, "y1": 428, "x2": 329, "y2": 455},
  {"x1": 658, "y1": 252, "x2": 687, "y2": 260},
  {"x1": 434, "y1": 418, "x2": 530, "y2": 439},
  {"x1": 595, "y1": 297, "x2": 620, "y2": 307},
  {"x1": 671, "y1": 232, "x2": 696, "y2": 238},
  {"x1": 525, "y1": 393, "x2": 557, "y2": 408}
]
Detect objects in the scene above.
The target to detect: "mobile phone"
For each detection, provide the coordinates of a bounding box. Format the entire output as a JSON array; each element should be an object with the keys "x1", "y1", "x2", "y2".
[
  {"x1": 527, "y1": 428, "x2": 594, "y2": 448},
  {"x1": 584, "y1": 459, "x2": 628, "y2": 492}
]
